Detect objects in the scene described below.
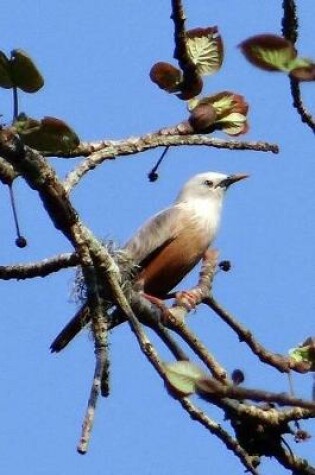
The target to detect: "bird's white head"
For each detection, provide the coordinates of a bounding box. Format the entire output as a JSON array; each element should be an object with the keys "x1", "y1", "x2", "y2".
[{"x1": 175, "y1": 171, "x2": 249, "y2": 204}]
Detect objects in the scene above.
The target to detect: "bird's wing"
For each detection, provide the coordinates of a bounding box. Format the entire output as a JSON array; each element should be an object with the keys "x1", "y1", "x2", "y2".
[{"x1": 124, "y1": 204, "x2": 186, "y2": 268}]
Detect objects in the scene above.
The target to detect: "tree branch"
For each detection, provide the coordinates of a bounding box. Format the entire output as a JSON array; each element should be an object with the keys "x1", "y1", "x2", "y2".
[
  {"x1": 282, "y1": 0, "x2": 315, "y2": 133},
  {"x1": 198, "y1": 377, "x2": 315, "y2": 411},
  {"x1": 275, "y1": 446, "x2": 315, "y2": 475},
  {"x1": 170, "y1": 0, "x2": 202, "y2": 97},
  {"x1": 0, "y1": 253, "x2": 78, "y2": 280},
  {"x1": 204, "y1": 296, "x2": 312, "y2": 374},
  {"x1": 0, "y1": 156, "x2": 18, "y2": 185},
  {"x1": 180, "y1": 398, "x2": 260, "y2": 474},
  {"x1": 282, "y1": 0, "x2": 298, "y2": 44},
  {"x1": 287, "y1": 79, "x2": 315, "y2": 133},
  {"x1": 59, "y1": 133, "x2": 278, "y2": 192}
]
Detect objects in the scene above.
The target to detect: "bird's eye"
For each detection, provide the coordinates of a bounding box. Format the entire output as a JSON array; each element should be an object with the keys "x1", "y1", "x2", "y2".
[{"x1": 204, "y1": 179, "x2": 213, "y2": 187}]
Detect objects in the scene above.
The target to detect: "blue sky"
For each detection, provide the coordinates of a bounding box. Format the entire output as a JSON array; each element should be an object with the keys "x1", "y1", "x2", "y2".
[{"x1": 0, "y1": 1, "x2": 314, "y2": 474}]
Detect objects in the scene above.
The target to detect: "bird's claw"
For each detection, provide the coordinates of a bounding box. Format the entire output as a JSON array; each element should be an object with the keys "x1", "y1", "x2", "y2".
[{"x1": 175, "y1": 290, "x2": 199, "y2": 311}]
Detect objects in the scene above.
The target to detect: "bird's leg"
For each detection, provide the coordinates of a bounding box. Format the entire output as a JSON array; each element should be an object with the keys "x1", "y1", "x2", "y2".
[
  {"x1": 142, "y1": 290, "x2": 200, "y2": 326},
  {"x1": 140, "y1": 290, "x2": 200, "y2": 326},
  {"x1": 141, "y1": 293, "x2": 179, "y2": 326},
  {"x1": 142, "y1": 292, "x2": 168, "y2": 311}
]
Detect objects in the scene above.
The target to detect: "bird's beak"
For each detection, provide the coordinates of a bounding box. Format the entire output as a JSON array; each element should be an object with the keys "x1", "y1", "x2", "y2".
[{"x1": 216, "y1": 173, "x2": 249, "y2": 188}]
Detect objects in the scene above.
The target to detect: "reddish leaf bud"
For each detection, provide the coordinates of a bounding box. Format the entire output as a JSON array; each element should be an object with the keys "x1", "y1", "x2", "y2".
[
  {"x1": 149, "y1": 62, "x2": 182, "y2": 93},
  {"x1": 188, "y1": 103, "x2": 217, "y2": 132}
]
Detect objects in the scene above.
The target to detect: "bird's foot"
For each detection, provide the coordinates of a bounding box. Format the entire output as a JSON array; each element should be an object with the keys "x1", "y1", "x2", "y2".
[
  {"x1": 175, "y1": 290, "x2": 200, "y2": 311},
  {"x1": 161, "y1": 290, "x2": 201, "y2": 328}
]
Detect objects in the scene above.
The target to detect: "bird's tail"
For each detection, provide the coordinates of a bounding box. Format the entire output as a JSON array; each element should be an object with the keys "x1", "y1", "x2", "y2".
[
  {"x1": 50, "y1": 248, "x2": 136, "y2": 353},
  {"x1": 50, "y1": 304, "x2": 91, "y2": 353}
]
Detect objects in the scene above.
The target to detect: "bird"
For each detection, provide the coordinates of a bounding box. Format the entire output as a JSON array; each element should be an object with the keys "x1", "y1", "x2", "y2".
[{"x1": 50, "y1": 171, "x2": 248, "y2": 353}]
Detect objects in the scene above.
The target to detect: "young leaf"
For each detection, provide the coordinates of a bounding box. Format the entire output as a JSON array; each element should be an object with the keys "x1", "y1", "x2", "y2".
[
  {"x1": 216, "y1": 112, "x2": 249, "y2": 136},
  {"x1": 191, "y1": 91, "x2": 248, "y2": 117},
  {"x1": 177, "y1": 75, "x2": 203, "y2": 101},
  {"x1": 0, "y1": 51, "x2": 13, "y2": 88},
  {"x1": 11, "y1": 49, "x2": 44, "y2": 92},
  {"x1": 186, "y1": 27, "x2": 223, "y2": 76},
  {"x1": 188, "y1": 103, "x2": 217, "y2": 132},
  {"x1": 289, "y1": 337, "x2": 315, "y2": 371},
  {"x1": 14, "y1": 114, "x2": 41, "y2": 133},
  {"x1": 150, "y1": 61, "x2": 203, "y2": 100},
  {"x1": 239, "y1": 34, "x2": 297, "y2": 72},
  {"x1": 189, "y1": 91, "x2": 249, "y2": 136},
  {"x1": 164, "y1": 361, "x2": 205, "y2": 397},
  {"x1": 290, "y1": 62, "x2": 315, "y2": 82},
  {"x1": 15, "y1": 115, "x2": 80, "y2": 153},
  {"x1": 150, "y1": 62, "x2": 182, "y2": 93}
]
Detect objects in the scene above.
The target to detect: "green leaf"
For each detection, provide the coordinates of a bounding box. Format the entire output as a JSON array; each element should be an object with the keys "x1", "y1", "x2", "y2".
[
  {"x1": 14, "y1": 114, "x2": 41, "y2": 133},
  {"x1": 0, "y1": 51, "x2": 13, "y2": 88},
  {"x1": 216, "y1": 112, "x2": 249, "y2": 136},
  {"x1": 164, "y1": 361, "x2": 205, "y2": 397},
  {"x1": 11, "y1": 49, "x2": 44, "y2": 92},
  {"x1": 239, "y1": 34, "x2": 297, "y2": 72},
  {"x1": 186, "y1": 27, "x2": 223, "y2": 76},
  {"x1": 289, "y1": 337, "x2": 315, "y2": 371},
  {"x1": 187, "y1": 97, "x2": 199, "y2": 111},
  {"x1": 289, "y1": 57, "x2": 314, "y2": 70},
  {"x1": 15, "y1": 115, "x2": 80, "y2": 153}
]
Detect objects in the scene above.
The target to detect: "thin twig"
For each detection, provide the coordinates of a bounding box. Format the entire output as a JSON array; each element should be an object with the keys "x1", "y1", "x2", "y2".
[
  {"x1": 180, "y1": 398, "x2": 260, "y2": 474},
  {"x1": 144, "y1": 318, "x2": 189, "y2": 361},
  {"x1": 169, "y1": 322, "x2": 227, "y2": 381},
  {"x1": 96, "y1": 313, "x2": 110, "y2": 398},
  {"x1": 274, "y1": 445, "x2": 315, "y2": 474},
  {"x1": 0, "y1": 253, "x2": 78, "y2": 280},
  {"x1": 148, "y1": 146, "x2": 170, "y2": 182},
  {"x1": 287, "y1": 79, "x2": 315, "y2": 133},
  {"x1": 282, "y1": 0, "x2": 298, "y2": 44},
  {"x1": 205, "y1": 295, "x2": 311, "y2": 374},
  {"x1": 77, "y1": 355, "x2": 102, "y2": 453},
  {"x1": 74, "y1": 227, "x2": 112, "y2": 452},
  {"x1": 282, "y1": 0, "x2": 315, "y2": 133},
  {"x1": 114, "y1": 296, "x2": 189, "y2": 363},
  {"x1": 197, "y1": 377, "x2": 315, "y2": 411},
  {"x1": 170, "y1": 0, "x2": 201, "y2": 95},
  {"x1": 12, "y1": 87, "x2": 19, "y2": 122},
  {"x1": 8, "y1": 183, "x2": 23, "y2": 241},
  {"x1": 77, "y1": 338, "x2": 105, "y2": 453}
]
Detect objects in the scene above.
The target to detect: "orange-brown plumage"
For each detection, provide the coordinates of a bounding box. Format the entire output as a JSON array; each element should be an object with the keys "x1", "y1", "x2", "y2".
[{"x1": 137, "y1": 223, "x2": 211, "y2": 297}]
